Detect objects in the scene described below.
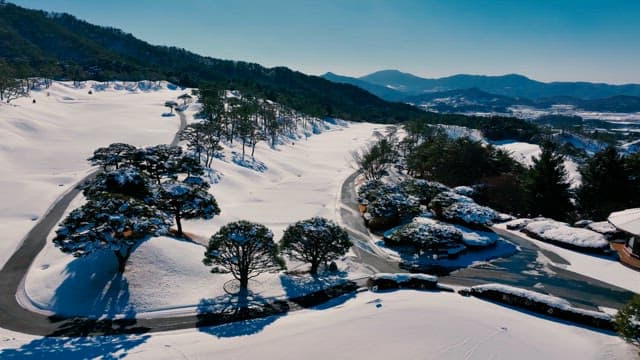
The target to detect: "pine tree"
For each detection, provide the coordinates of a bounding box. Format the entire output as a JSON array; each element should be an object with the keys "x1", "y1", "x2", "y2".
[
  {"x1": 88, "y1": 143, "x2": 137, "y2": 170},
  {"x1": 53, "y1": 194, "x2": 171, "y2": 273},
  {"x1": 615, "y1": 295, "x2": 640, "y2": 346},
  {"x1": 203, "y1": 221, "x2": 284, "y2": 291},
  {"x1": 524, "y1": 142, "x2": 573, "y2": 220},
  {"x1": 157, "y1": 177, "x2": 220, "y2": 236},
  {"x1": 280, "y1": 217, "x2": 351, "y2": 275},
  {"x1": 577, "y1": 147, "x2": 635, "y2": 220}
]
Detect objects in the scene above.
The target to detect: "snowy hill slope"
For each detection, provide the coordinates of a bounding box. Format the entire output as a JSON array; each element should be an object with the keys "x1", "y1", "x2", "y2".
[
  {"x1": 21, "y1": 115, "x2": 381, "y2": 317},
  {"x1": 0, "y1": 81, "x2": 186, "y2": 268}
]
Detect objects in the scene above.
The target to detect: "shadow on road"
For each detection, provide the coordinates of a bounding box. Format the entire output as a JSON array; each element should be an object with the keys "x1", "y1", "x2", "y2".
[{"x1": 196, "y1": 291, "x2": 288, "y2": 338}]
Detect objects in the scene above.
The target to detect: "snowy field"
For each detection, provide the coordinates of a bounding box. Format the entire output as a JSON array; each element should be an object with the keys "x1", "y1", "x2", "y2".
[
  {"x1": 1, "y1": 290, "x2": 635, "y2": 359},
  {"x1": 0, "y1": 81, "x2": 184, "y2": 268},
  {"x1": 2, "y1": 81, "x2": 638, "y2": 358},
  {"x1": 17, "y1": 87, "x2": 383, "y2": 317}
]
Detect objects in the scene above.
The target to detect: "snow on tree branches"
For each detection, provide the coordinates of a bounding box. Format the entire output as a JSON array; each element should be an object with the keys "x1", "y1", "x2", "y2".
[
  {"x1": 280, "y1": 217, "x2": 351, "y2": 275},
  {"x1": 203, "y1": 220, "x2": 284, "y2": 290},
  {"x1": 53, "y1": 194, "x2": 171, "y2": 272}
]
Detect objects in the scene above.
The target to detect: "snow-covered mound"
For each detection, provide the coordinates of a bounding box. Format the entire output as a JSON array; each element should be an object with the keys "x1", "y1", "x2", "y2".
[
  {"x1": 430, "y1": 191, "x2": 501, "y2": 228},
  {"x1": 435, "y1": 124, "x2": 486, "y2": 143},
  {"x1": 441, "y1": 201, "x2": 500, "y2": 228},
  {"x1": 0, "y1": 80, "x2": 186, "y2": 268},
  {"x1": 357, "y1": 180, "x2": 421, "y2": 230},
  {"x1": 493, "y1": 140, "x2": 582, "y2": 187},
  {"x1": 505, "y1": 218, "x2": 610, "y2": 251},
  {"x1": 384, "y1": 217, "x2": 465, "y2": 257},
  {"x1": 470, "y1": 284, "x2": 613, "y2": 322},
  {"x1": 399, "y1": 178, "x2": 450, "y2": 205},
  {"x1": 369, "y1": 273, "x2": 438, "y2": 283},
  {"x1": 585, "y1": 221, "x2": 621, "y2": 237},
  {"x1": 452, "y1": 223, "x2": 500, "y2": 247}
]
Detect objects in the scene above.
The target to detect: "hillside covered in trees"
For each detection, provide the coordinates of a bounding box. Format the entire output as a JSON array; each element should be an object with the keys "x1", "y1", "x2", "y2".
[{"x1": 0, "y1": 1, "x2": 541, "y2": 140}]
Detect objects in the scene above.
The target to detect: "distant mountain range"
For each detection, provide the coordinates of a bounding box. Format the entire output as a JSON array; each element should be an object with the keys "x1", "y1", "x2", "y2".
[{"x1": 323, "y1": 70, "x2": 640, "y2": 113}]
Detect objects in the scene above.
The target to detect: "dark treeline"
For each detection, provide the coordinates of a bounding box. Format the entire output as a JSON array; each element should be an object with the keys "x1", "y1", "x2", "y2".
[
  {"x1": 0, "y1": 1, "x2": 544, "y2": 141},
  {"x1": 399, "y1": 120, "x2": 640, "y2": 222}
]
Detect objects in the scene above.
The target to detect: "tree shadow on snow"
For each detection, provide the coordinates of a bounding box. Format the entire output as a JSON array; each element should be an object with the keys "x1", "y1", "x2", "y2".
[
  {"x1": 49, "y1": 251, "x2": 135, "y2": 319},
  {"x1": 0, "y1": 252, "x2": 152, "y2": 358},
  {"x1": 196, "y1": 291, "x2": 289, "y2": 338},
  {"x1": 0, "y1": 331, "x2": 149, "y2": 360},
  {"x1": 231, "y1": 151, "x2": 267, "y2": 172}
]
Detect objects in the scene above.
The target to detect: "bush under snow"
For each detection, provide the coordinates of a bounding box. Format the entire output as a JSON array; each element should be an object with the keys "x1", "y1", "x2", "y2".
[
  {"x1": 368, "y1": 273, "x2": 439, "y2": 291},
  {"x1": 358, "y1": 180, "x2": 421, "y2": 231},
  {"x1": 468, "y1": 283, "x2": 614, "y2": 330},
  {"x1": 521, "y1": 219, "x2": 610, "y2": 250},
  {"x1": 429, "y1": 191, "x2": 500, "y2": 229},
  {"x1": 399, "y1": 179, "x2": 450, "y2": 205},
  {"x1": 384, "y1": 217, "x2": 466, "y2": 257}
]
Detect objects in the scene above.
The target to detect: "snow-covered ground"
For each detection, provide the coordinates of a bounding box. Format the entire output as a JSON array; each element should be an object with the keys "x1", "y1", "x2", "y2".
[
  {"x1": 2, "y1": 80, "x2": 637, "y2": 358},
  {"x1": 493, "y1": 140, "x2": 582, "y2": 187},
  {"x1": 494, "y1": 222, "x2": 640, "y2": 294},
  {"x1": 183, "y1": 119, "x2": 383, "y2": 242},
  {"x1": 1, "y1": 290, "x2": 635, "y2": 359},
  {"x1": 0, "y1": 81, "x2": 185, "y2": 268},
  {"x1": 18, "y1": 92, "x2": 383, "y2": 318}
]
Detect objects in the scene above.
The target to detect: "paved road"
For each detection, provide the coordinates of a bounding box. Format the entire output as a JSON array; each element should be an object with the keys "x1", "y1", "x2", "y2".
[
  {"x1": 339, "y1": 171, "x2": 637, "y2": 310},
  {"x1": 0, "y1": 113, "x2": 634, "y2": 337},
  {"x1": 0, "y1": 109, "x2": 188, "y2": 336}
]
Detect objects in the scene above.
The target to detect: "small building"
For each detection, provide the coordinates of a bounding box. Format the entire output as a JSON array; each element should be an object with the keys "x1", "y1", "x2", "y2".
[{"x1": 608, "y1": 209, "x2": 640, "y2": 270}]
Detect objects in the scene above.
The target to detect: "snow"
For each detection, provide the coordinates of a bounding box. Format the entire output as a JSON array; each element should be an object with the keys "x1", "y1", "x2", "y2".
[
  {"x1": 452, "y1": 224, "x2": 499, "y2": 247},
  {"x1": 23, "y1": 225, "x2": 368, "y2": 318},
  {"x1": 412, "y1": 217, "x2": 497, "y2": 247},
  {"x1": 471, "y1": 283, "x2": 612, "y2": 320},
  {"x1": 18, "y1": 99, "x2": 382, "y2": 318},
  {"x1": 493, "y1": 140, "x2": 541, "y2": 166},
  {"x1": 0, "y1": 81, "x2": 184, "y2": 268},
  {"x1": 522, "y1": 219, "x2": 610, "y2": 249},
  {"x1": 185, "y1": 120, "x2": 385, "y2": 242},
  {"x1": 435, "y1": 124, "x2": 486, "y2": 143},
  {"x1": 370, "y1": 273, "x2": 438, "y2": 283},
  {"x1": 609, "y1": 208, "x2": 640, "y2": 235},
  {"x1": 494, "y1": 222, "x2": 640, "y2": 294},
  {"x1": 442, "y1": 201, "x2": 500, "y2": 227},
  {"x1": 1, "y1": 290, "x2": 635, "y2": 359},
  {"x1": 452, "y1": 185, "x2": 475, "y2": 196},
  {"x1": 586, "y1": 221, "x2": 619, "y2": 236}
]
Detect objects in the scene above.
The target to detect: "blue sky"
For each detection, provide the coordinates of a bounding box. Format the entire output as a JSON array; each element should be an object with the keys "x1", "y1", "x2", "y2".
[{"x1": 12, "y1": 0, "x2": 640, "y2": 84}]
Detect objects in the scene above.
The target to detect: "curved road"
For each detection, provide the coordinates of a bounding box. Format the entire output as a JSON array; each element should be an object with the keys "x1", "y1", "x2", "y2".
[
  {"x1": 0, "y1": 109, "x2": 187, "y2": 336},
  {"x1": 340, "y1": 171, "x2": 636, "y2": 310},
  {"x1": 0, "y1": 114, "x2": 635, "y2": 337}
]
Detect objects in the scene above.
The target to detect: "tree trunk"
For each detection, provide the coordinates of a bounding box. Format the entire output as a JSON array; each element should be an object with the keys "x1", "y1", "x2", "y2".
[
  {"x1": 176, "y1": 212, "x2": 183, "y2": 236},
  {"x1": 114, "y1": 247, "x2": 132, "y2": 273},
  {"x1": 239, "y1": 276, "x2": 249, "y2": 290},
  {"x1": 310, "y1": 261, "x2": 319, "y2": 276}
]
